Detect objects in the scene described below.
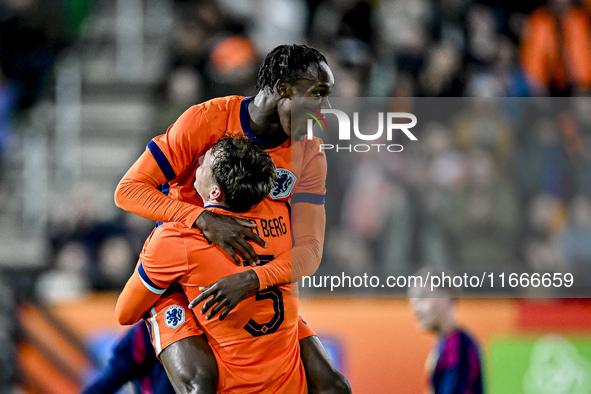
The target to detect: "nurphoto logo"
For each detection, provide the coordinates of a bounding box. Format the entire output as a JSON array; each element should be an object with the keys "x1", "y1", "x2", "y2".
[{"x1": 304, "y1": 108, "x2": 418, "y2": 152}]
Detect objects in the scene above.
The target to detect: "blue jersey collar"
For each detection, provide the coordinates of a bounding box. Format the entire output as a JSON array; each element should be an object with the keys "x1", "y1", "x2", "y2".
[{"x1": 240, "y1": 96, "x2": 288, "y2": 149}]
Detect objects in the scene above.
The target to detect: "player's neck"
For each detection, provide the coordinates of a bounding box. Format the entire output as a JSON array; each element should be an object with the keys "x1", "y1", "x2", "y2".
[
  {"x1": 203, "y1": 198, "x2": 229, "y2": 210},
  {"x1": 248, "y1": 92, "x2": 287, "y2": 141},
  {"x1": 436, "y1": 315, "x2": 457, "y2": 338}
]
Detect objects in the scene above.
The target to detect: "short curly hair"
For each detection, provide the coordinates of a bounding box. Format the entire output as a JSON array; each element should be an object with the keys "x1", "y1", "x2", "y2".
[
  {"x1": 255, "y1": 44, "x2": 327, "y2": 91},
  {"x1": 209, "y1": 136, "x2": 277, "y2": 212}
]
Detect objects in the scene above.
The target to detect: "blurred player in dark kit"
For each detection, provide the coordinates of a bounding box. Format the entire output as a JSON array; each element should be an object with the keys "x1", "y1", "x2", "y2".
[{"x1": 409, "y1": 269, "x2": 484, "y2": 394}]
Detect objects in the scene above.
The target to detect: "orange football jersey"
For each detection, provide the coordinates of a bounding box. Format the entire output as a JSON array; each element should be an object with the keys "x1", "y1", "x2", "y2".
[{"x1": 117, "y1": 205, "x2": 306, "y2": 394}]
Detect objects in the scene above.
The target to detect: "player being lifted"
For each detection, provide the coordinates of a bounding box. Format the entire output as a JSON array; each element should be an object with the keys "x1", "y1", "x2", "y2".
[
  {"x1": 114, "y1": 44, "x2": 350, "y2": 393},
  {"x1": 117, "y1": 136, "x2": 310, "y2": 393}
]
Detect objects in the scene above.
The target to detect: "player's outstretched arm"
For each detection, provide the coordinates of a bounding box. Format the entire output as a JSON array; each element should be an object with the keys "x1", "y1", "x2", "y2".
[
  {"x1": 115, "y1": 268, "x2": 161, "y2": 325},
  {"x1": 253, "y1": 201, "x2": 325, "y2": 288}
]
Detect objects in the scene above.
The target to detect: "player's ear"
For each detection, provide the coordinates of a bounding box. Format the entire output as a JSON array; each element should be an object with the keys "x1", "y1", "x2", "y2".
[
  {"x1": 275, "y1": 81, "x2": 291, "y2": 98},
  {"x1": 210, "y1": 185, "x2": 223, "y2": 202}
]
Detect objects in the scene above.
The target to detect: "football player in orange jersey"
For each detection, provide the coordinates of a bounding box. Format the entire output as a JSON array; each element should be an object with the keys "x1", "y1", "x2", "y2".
[
  {"x1": 114, "y1": 45, "x2": 350, "y2": 393},
  {"x1": 117, "y1": 137, "x2": 310, "y2": 393}
]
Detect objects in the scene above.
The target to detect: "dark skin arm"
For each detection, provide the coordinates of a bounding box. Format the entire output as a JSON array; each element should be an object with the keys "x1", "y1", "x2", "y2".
[
  {"x1": 196, "y1": 210, "x2": 266, "y2": 266},
  {"x1": 189, "y1": 270, "x2": 260, "y2": 320},
  {"x1": 189, "y1": 202, "x2": 325, "y2": 318}
]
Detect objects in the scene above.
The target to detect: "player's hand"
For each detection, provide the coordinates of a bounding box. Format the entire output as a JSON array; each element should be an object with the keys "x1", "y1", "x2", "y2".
[
  {"x1": 188, "y1": 270, "x2": 260, "y2": 320},
  {"x1": 194, "y1": 210, "x2": 266, "y2": 266}
]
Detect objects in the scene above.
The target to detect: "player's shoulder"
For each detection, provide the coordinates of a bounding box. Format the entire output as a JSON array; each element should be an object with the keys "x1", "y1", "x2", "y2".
[
  {"x1": 297, "y1": 136, "x2": 325, "y2": 154},
  {"x1": 199, "y1": 95, "x2": 246, "y2": 116},
  {"x1": 458, "y1": 329, "x2": 481, "y2": 349},
  {"x1": 153, "y1": 222, "x2": 198, "y2": 240},
  {"x1": 174, "y1": 96, "x2": 246, "y2": 125},
  {"x1": 444, "y1": 329, "x2": 481, "y2": 353}
]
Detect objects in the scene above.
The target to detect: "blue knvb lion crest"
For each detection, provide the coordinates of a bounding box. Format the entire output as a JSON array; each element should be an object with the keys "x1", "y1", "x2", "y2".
[
  {"x1": 165, "y1": 305, "x2": 185, "y2": 329},
  {"x1": 270, "y1": 168, "x2": 297, "y2": 199}
]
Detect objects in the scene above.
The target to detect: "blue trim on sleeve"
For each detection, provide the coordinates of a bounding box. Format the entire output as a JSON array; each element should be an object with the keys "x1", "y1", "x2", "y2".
[
  {"x1": 291, "y1": 193, "x2": 325, "y2": 205},
  {"x1": 154, "y1": 183, "x2": 170, "y2": 228},
  {"x1": 138, "y1": 263, "x2": 166, "y2": 294},
  {"x1": 147, "y1": 141, "x2": 177, "y2": 182}
]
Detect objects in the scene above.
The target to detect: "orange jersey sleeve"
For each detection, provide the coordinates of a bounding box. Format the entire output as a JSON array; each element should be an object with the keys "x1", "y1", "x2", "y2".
[
  {"x1": 291, "y1": 136, "x2": 327, "y2": 199},
  {"x1": 115, "y1": 150, "x2": 204, "y2": 228},
  {"x1": 115, "y1": 225, "x2": 188, "y2": 324},
  {"x1": 253, "y1": 202, "x2": 325, "y2": 289},
  {"x1": 115, "y1": 265, "x2": 158, "y2": 325},
  {"x1": 114, "y1": 96, "x2": 245, "y2": 227},
  {"x1": 253, "y1": 137, "x2": 327, "y2": 289}
]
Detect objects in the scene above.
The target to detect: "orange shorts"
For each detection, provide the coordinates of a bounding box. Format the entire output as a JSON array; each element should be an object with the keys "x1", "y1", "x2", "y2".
[
  {"x1": 144, "y1": 286, "x2": 316, "y2": 355},
  {"x1": 143, "y1": 286, "x2": 202, "y2": 356}
]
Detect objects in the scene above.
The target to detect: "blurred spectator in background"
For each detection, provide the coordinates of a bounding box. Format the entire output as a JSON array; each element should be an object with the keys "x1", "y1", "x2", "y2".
[
  {"x1": 522, "y1": 193, "x2": 568, "y2": 273},
  {"x1": 155, "y1": 0, "x2": 260, "y2": 140},
  {"x1": 465, "y1": 4, "x2": 499, "y2": 72},
  {"x1": 516, "y1": 116, "x2": 575, "y2": 202},
  {"x1": 0, "y1": 0, "x2": 70, "y2": 109},
  {"x1": 41, "y1": 184, "x2": 152, "y2": 301},
  {"x1": 452, "y1": 98, "x2": 514, "y2": 168},
  {"x1": 440, "y1": 149, "x2": 520, "y2": 274},
  {"x1": 0, "y1": 70, "x2": 17, "y2": 179},
  {"x1": 309, "y1": 0, "x2": 373, "y2": 90},
  {"x1": 520, "y1": 0, "x2": 591, "y2": 95},
  {"x1": 378, "y1": 122, "x2": 460, "y2": 277},
  {"x1": 430, "y1": 0, "x2": 468, "y2": 51},
  {"x1": 205, "y1": 35, "x2": 259, "y2": 98},
  {"x1": 563, "y1": 97, "x2": 591, "y2": 197},
  {"x1": 336, "y1": 153, "x2": 396, "y2": 277},
  {"x1": 418, "y1": 41, "x2": 464, "y2": 96},
  {"x1": 561, "y1": 195, "x2": 591, "y2": 287},
  {"x1": 217, "y1": 0, "x2": 308, "y2": 55},
  {"x1": 36, "y1": 240, "x2": 92, "y2": 303}
]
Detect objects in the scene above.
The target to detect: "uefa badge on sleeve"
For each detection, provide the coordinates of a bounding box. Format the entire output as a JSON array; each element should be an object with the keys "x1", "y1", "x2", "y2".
[{"x1": 165, "y1": 305, "x2": 185, "y2": 329}]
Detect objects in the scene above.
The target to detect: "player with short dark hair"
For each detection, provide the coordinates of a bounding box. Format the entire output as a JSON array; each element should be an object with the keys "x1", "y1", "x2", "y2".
[
  {"x1": 114, "y1": 44, "x2": 350, "y2": 393},
  {"x1": 117, "y1": 136, "x2": 308, "y2": 393},
  {"x1": 408, "y1": 268, "x2": 484, "y2": 394},
  {"x1": 203, "y1": 136, "x2": 278, "y2": 213}
]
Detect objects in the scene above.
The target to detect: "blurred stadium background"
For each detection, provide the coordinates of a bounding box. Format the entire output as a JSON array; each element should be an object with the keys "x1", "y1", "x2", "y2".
[{"x1": 2, "y1": 0, "x2": 591, "y2": 392}]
